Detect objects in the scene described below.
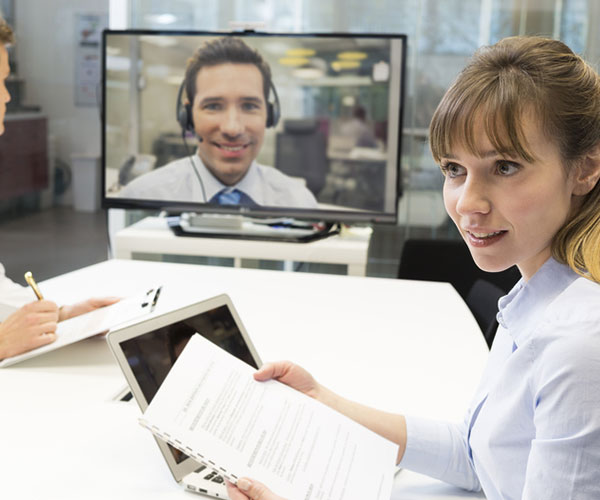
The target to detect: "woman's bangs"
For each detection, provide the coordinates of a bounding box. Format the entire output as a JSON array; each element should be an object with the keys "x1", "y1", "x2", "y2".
[{"x1": 430, "y1": 76, "x2": 536, "y2": 163}]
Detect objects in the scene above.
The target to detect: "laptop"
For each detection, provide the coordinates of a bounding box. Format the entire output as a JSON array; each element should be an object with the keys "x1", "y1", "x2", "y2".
[{"x1": 106, "y1": 294, "x2": 262, "y2": 498}]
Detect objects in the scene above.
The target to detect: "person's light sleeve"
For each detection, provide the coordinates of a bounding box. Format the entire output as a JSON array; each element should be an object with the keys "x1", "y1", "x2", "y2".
[
  {"x1": 400, "y1": 414, "x2": 481, "y2": 492},
  {"x1": 0, "y1": 263, "x2": 33, "y2": 310}
]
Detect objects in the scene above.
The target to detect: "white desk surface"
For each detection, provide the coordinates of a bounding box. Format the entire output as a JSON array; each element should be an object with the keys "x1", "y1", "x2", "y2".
[
  {"x1": 0, "y1": 259, "x2": 487, "y2": 500},
  {"x1": 113, "y1": 217, "x2": 371, "y2": 276}
]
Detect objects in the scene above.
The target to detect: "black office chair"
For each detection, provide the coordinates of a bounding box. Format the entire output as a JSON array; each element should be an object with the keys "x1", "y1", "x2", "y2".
[
  {"x1": 398, "y1": 238, "x2": 520, "y2": 348},
  {"x1": 466, "y1": 279, "x2": 509, "y2": 349}
]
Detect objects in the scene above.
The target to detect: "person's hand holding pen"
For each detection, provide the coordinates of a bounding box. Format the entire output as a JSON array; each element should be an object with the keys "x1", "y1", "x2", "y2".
[
  {"x1": 0, "y1": 272, "x2": 120, "y2": 360},
  {"x1": 0, "y1": 296, "x2": 60, "y2": 360}
]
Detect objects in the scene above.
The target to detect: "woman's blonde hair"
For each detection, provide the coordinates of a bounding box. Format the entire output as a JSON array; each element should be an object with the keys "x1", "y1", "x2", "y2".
[
  {"x1": 429, "y1": 36, "x2": 600, "y2": 283},
  {"x1": 0, "y1": 17, "x2": 14, "y2": 45}
]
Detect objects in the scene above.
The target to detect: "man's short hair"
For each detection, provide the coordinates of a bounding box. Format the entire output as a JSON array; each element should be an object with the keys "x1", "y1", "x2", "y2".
[
  {"x1": 184, "y1": 37, "x2": 272, "y2": 105},
  {"x1": 0, "y1": 17, "x2": 14, "y2": 45}
]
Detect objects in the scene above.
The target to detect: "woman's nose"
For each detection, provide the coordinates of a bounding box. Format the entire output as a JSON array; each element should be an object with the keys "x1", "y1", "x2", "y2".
[{"x1": 455, "y1": 177, "x2": 491, "y2": 216}]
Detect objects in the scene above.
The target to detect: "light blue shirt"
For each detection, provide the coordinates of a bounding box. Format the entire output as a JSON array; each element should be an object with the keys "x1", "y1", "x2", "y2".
[
  {"x1": 118, "y1": 155, "x2": 318, "y2": 208},
  {"x1": 400, "y1": 257, "x2": 600, "y2": 499}
]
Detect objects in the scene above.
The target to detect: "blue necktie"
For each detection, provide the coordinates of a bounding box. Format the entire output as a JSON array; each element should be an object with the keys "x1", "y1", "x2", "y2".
[{"x1": 210, "y1": 189, "x2": 257, "y2": 207}]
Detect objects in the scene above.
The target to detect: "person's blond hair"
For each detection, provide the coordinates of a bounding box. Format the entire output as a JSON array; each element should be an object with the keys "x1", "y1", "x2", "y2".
[
  {"x1": 0, "y1": 17, "x2": 14, "y2": 45},
  {"x1": 429, "y1": 36, "x2": 600, "y2": 283}
]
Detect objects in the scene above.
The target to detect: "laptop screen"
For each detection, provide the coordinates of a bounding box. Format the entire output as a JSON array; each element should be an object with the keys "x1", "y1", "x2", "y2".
[{"x1": 119, "y1": 303, "x2": 259, "y2": 464}]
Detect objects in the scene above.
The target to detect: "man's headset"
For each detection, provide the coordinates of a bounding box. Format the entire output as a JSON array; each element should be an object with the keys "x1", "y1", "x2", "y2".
[{"x1": 175, "y1": 75, "x2": 281, "y2": 134}]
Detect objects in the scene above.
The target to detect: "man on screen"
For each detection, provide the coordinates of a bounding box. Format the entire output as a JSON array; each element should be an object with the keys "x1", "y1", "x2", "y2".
[{"x1": 119, "y1": 37, "x2": 318, "y2": 208}]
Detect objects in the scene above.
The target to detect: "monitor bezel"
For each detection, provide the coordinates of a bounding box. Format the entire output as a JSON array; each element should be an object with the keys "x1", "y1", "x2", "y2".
[{"x1": 101, "y1": 28, "x2": 407, "y2": 224}]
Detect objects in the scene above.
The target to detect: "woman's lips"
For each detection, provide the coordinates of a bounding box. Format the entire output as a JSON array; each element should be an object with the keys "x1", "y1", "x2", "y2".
[{"x1": 464, "y1": 229, "x2": 508, "y2": 247}]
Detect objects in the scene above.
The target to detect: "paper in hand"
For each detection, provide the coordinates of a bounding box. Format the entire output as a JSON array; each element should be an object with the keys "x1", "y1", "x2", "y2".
[{"x1": 140, "y1": 334, "x2": 398, "y2": 500}]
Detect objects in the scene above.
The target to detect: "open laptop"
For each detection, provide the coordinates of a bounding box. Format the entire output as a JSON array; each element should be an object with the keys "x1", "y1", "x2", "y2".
[{"x1": 106, "y1": 294, "x2": 262, "y2": 498}]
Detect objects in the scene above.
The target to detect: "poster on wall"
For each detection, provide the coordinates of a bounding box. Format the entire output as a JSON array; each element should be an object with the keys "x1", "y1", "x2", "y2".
[{"x1": 75, "y1": 13, "x2": 107, "y2": 107}]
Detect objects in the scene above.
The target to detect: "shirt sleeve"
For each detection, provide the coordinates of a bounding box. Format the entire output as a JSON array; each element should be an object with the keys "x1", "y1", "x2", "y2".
[
  {"x1": 523, "y1": 320, "x2": 600, "y2": 499},
  {"x1": 399, "y1": 414, "x2": 481, "y2": 492},
  {"x1": 0, "y1": 263, "x2": 33, "y2": 310}
]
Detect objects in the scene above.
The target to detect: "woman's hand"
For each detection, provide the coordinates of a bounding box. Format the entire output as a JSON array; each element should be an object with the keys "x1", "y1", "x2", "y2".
[
  {"x1": 226, "y1": 478, "x2": 287, "y2": 500},
  {"x1": 254, "y1": 361, "x2": 321, "y2": 400},
  {"x1": 58, "y1": 297, "x2": 120, "y2": 322},
  {"x1": 0, "y1": 300, "x2": 59, "y2": 359},
  {"x1": 255, "y1": 360, "x2": 407, "y2": 464}
]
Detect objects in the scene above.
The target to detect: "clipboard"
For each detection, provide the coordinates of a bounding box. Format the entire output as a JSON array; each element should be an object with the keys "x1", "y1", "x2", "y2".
[{"x1": 0, "y1": 285, "x2": 162, "y2": 368}]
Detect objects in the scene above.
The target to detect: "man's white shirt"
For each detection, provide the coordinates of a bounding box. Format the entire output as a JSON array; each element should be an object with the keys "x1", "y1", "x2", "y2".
[{"x1": 119, "y1": 155, "x2": 318, "y2": 208}]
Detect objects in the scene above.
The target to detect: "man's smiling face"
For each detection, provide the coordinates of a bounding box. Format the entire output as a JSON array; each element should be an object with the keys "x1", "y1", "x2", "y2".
[{"x1": 191, "y1": 63, "x2": 267, "y2": 186}]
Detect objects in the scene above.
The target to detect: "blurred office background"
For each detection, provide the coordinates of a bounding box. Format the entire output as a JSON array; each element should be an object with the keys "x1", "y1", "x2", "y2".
[{"x1": 1, "y1": 0, "x2": 599, "y2": 282}]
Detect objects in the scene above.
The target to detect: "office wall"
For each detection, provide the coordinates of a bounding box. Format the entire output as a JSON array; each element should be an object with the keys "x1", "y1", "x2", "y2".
[{"x1": 14, "y1": 0, "x2": 109, "y2": 205}]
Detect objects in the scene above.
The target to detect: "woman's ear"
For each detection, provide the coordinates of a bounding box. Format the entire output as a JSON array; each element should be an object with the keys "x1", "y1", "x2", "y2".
[{"x1": 573, "y1": 145, "x2": 600, "y2": 196}]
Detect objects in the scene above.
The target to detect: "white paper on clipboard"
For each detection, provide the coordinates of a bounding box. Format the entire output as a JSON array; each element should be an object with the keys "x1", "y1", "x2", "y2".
[{"x1": 0, "y1": 285, "x2": 162, "y2": 368}]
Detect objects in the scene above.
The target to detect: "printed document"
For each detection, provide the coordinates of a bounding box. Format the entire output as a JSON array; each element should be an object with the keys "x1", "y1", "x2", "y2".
[{"x1": 140, "y1": 334, "x2": 399, "y2": 500}]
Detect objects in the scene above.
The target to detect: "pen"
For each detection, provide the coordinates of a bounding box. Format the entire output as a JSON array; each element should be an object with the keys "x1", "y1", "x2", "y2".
[
  {"x1": 150, "y1": 286, "x2": 162, "y2": 312},
  {"x1": 24, "y1": 271, "x2": 44, "y2": 300}
]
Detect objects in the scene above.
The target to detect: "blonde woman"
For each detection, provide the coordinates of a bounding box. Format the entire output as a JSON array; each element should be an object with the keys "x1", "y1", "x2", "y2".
[{"x1": 227, "y1": 36, "x2": 600, "y2": 500}]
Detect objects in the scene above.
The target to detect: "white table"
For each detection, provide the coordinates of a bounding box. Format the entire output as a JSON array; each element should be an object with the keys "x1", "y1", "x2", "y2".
[
  {"x1": 0, "y1": 259, "x2": 487, "y2": 499},
  {"x1": 113, "y1": 217, "x2": 372, "y2": 276}
]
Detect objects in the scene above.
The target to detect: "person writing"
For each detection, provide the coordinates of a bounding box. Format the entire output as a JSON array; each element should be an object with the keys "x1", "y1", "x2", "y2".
[
  {"x1": 119, "y1": 37, "x2": 318, "y2": 209},
  {"x1": 0, "y1": 18, "x2": 118, "y2": 361},
  {"x1": 226, "y1": 36, "x2": 600, "y2": 500}
]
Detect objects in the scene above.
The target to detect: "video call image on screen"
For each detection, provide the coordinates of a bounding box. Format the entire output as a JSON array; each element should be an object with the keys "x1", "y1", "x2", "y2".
[{"x1": 103, "y1": 31, "x2": 405, "y2": 223}]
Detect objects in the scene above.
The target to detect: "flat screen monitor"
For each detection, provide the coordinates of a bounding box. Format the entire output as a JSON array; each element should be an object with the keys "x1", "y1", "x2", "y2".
[{"x1": 102, "y1": 29, "x2": 406, "y2": 224}]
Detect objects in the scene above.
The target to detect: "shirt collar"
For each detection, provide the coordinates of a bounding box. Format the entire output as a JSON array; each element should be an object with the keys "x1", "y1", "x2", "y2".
[
  {"x1": 496, "y1": 257, "x2": 579, "y2": 347},
  {"x1": 192, "y1": 154, "x2": 262, "y2": 203}
]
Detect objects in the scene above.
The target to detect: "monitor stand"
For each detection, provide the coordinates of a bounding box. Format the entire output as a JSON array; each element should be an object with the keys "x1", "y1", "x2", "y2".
[{"x1": 166, "y1": 213, "x2": 341, "y2": 243}]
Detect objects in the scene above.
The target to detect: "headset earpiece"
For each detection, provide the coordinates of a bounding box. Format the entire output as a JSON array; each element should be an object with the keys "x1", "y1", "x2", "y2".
[
  {"x1": 266, "y1": 80, "x2": 280, "y2": 128},
  {"x1": 176, "y1": 82, "x2": 194, "y2": 132},
  {"x1": 266, "y1": 103, "x2": 274, "y2": 128}
]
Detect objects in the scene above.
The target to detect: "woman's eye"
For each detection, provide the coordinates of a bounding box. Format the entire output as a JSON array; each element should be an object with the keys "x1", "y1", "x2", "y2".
[
  {"x1": 440, "y1": 162, "x2": 465, "y2": 178},
  {"x1": 497, "y1": 161, "x2": 520, "y2": 175}
]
